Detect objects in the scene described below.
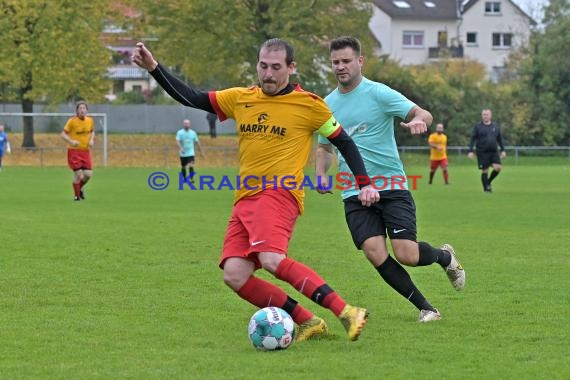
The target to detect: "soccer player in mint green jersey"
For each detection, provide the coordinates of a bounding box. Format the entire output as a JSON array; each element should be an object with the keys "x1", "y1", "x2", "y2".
[
  {"x1": 176, "y1": 119, "x2": 204, "y2": 181},
  {"x1": 316, "y1": 37, "x2": 466, "y2": 323}
]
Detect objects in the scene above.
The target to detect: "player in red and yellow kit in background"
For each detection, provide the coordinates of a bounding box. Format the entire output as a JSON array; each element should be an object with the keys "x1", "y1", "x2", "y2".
[
  {"x1": 61, "y1": 101, "x2": 94, "y2": 201},
  {"x1": 428, "y1": 123, "x2": 449, "y2": 185}
]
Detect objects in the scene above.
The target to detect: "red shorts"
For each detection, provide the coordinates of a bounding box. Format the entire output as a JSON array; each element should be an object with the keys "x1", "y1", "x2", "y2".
[
  {"x1": 430, "y1": 158, "x2": 448, "y2": 170},
  {"x1": 67, "y1": 149, "x2": 92, "y2": 171},
  {"x1": 219, "y1": 188, "x2": 300, "y2": 269}
]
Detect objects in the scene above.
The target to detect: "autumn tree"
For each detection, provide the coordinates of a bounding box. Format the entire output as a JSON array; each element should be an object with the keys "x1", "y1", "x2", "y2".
[
  {"x1": 501, "y1": 0, "x2": 570, "y2": 146},
  {"x1": 131, "y1": 0, "x2": 374, "y2": 96},
  {"x1": 529, "y1": 0, "x2": 570, "y2": 145},
  {"x1": 0, "y1": 0, "x2": 115, "y2": 147},
  {"x1": 365, "y1": 56, "x2": 490, "y2": 146}
]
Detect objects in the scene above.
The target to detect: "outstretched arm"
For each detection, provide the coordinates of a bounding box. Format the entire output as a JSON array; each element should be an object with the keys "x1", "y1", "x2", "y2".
[
  {"x1": 400, "y1": 105, "x2": 432, "y2": 134},
  {"x1": 131, "y1": 42, "x2": 214, "y2": 113}
]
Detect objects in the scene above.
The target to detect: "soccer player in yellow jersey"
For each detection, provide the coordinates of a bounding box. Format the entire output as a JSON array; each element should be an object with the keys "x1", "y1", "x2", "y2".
[
  {"x1": 133, "y1": 39, "x2": 379, "y2": 342},
  {"x1": 61, "y1": 101, "x2": 94, "y2": 201},
  {"x1": 428, "y1": 123, "x2": 449, "y2": 185}
]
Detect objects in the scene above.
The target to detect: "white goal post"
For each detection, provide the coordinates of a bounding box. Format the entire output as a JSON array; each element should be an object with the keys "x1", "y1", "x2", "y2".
[{"x1": 0, "y1": 112, "x2": 108, "y2": 167}]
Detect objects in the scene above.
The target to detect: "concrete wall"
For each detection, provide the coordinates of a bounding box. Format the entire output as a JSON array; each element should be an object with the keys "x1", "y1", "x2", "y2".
[{"x1": 0, "y1": 103, "x2": 237, "y2": 135}]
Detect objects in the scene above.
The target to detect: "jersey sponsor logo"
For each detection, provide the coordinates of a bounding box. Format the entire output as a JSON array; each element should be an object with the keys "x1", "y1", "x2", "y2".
[
  {"x1": 346, "y1": 123, "x2": 368, "y2": 136},
  {"x1": 258, "y1": 113, "x2": 269, "y2": 123},
  {"x1": 239, "y1": 114, "x2": 288, "y2": 138}
]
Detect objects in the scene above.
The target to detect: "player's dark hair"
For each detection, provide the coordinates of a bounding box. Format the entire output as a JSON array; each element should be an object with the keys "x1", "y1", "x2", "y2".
[
  {"x1": 258, "y1": 38, "x2": 295, "y2": 66},
  {"x1": 75, "y1": 100, "x2": 88, "y2": 111},
  {"x1": 330, "y1": 36, "x2": 361, "y2": 55}
]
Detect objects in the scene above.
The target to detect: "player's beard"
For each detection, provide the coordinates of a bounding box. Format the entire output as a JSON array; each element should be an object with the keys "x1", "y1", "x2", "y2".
[
  {"x1": 336, "y1": 72, "x2": 354, "y2": 87},
  {"x1": 261, "y1": 81, "x2": 279, "y2": 95}
]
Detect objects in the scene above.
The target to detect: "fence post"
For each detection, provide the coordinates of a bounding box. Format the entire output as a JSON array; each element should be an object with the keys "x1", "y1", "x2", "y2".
[{"x1": 515, "y1": 147, "x2": 519, "y2": 165}]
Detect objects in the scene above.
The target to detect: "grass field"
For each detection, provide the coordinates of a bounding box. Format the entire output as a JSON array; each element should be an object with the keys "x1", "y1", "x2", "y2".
[{"x1": 1, "y1": 162, "x2": 569, "y2": 379}]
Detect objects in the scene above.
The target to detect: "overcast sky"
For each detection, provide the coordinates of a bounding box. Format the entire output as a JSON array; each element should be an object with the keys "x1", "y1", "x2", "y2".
[{"x1": 512, "y1": 0, "x2": 549, "y2": 22}]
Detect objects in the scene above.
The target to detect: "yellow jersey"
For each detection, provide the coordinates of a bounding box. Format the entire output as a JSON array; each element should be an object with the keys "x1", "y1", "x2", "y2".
[
  {"x1": 211, "y1": 85, "x2": 340, "y2": 213},
  {"x1": 64, "y1": 116, "x2": 94, "y2": 150},
  {"x1": 428, "y1": 132, "x2": 447, "y2": 160}
]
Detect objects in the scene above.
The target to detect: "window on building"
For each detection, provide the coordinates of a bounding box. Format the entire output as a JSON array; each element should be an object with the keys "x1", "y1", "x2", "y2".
[
  {"x1": 393, "y1": 0, "x2": 411, "y2": 8},
  {"x1": 492, "y1": 33, "x2": 513, "y2": 48},
  {"x1": 113, "y1": 80, "x2": 125, "y2": 94},
  {"x1": 466, "y1": 32, "x2": 477, "y2": 44},
  {"x1": 403, "y1": 31, "x2": 424, "y2": 47},
  {"x1": 132, "y1": 85, "x2": 142, "y2": 93},
  {"x1": 438, "y1": 31, "x2": 448, "y2": 48},
  {"x1": 485, "y1": 1, "x2": 501, "y2": 14}
]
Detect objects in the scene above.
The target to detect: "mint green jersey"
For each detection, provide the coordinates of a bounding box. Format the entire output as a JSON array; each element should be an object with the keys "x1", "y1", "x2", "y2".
[
  {"x1": 176, "y1": 128, "x2": 199, "y2": 157},
  {"x1": 318, "y1": 77, "x2": 415, "y2": 198}
]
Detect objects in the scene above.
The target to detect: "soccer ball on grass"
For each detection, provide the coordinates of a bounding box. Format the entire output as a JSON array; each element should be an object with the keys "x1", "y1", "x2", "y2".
[{"x1": 248, "y1": 307, "x2": 295, "y2": 351}]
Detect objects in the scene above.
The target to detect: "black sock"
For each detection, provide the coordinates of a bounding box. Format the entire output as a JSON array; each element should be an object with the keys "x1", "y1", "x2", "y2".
[
  {"x1": 489, "y1": 169, "x2": 499, "y2": 183},
  {"x1": 376, "y1": 255, "x2": 435, "y2": 312},
  {"x1": 481, "y1": 172, "x2": 489, "y2": 190},
  {"x1": 181, "y1": 167, "x2": 187, "y2": 178},
  {"x1": 189, "y1": 167, "x2": 195, "y2": 176},
  {"x1": 418, "y1": 242, "x2": 451, "y2": 267},
  {"x1": 429, "y1": 171, "x2": 435, "y2": 184}
]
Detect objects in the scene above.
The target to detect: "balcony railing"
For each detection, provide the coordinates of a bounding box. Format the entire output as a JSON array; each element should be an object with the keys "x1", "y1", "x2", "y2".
[{"x1": 428, "y1": 46, "x2": 464, "y2": 59}]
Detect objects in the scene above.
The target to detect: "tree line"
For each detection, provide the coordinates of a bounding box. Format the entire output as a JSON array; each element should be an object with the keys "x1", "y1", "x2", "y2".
[{"x1": 1, "y1": 0, "x2": 568, "y2": 147}]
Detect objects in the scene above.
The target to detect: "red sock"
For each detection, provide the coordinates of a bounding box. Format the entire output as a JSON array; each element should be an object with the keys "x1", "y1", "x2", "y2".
[
  {"x1": 275, "y1": 258, "x2": 346, "y2": 316},
  {"x1": 237, "y1": 276, "x2": 312, "y2": 324},
  {"x1": 443, "y1": 170, "x2": 449, "y2": 184},
  {"x1": 73, "y1": 182, "x2": 81, "y2": 197}
]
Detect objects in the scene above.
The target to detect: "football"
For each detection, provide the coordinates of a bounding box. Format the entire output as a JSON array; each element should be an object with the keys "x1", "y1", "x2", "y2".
[{"x1": 248, "y1": 307, "x2": 295, "y2": 351}]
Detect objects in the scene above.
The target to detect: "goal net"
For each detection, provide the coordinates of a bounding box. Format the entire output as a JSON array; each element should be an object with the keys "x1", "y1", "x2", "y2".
[{"x1": 0, "y1": 112, "x2": 108, "y2": 167}]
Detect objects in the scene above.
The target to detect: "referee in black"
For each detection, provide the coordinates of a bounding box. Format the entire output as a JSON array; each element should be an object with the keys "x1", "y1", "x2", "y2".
[{"x1": 467, "y1": 109, "x2": 506, "y2": 192}]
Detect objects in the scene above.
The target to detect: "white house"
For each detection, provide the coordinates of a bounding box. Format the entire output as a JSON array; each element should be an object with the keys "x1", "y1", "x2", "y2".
[
  {"x1": 102, "y1": 4, "x2": 156, "y2": 100},
  {"x1": 461, "y1": 0, "x2": 536, "y2": 81},
  {"x1": 370, "y1": 0, "x2": 462, "y2": 63},
  {"x1": 105, "y1": 38, "x2": 154, "y2": 100},
  {"x1": 369, "y1": 0, "x2": 536, "y2": 80}
]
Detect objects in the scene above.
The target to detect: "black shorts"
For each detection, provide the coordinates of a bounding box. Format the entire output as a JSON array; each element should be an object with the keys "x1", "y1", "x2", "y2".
[
  {"x1": 344, "y1": 190, "x2": 417, "y2": 249},
  {"x1": 477, "y1": 151, "x2": 501, "y2": 170},
  {"x1": 180, "y1": 156, "x2": 195, "y2": 166}
]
